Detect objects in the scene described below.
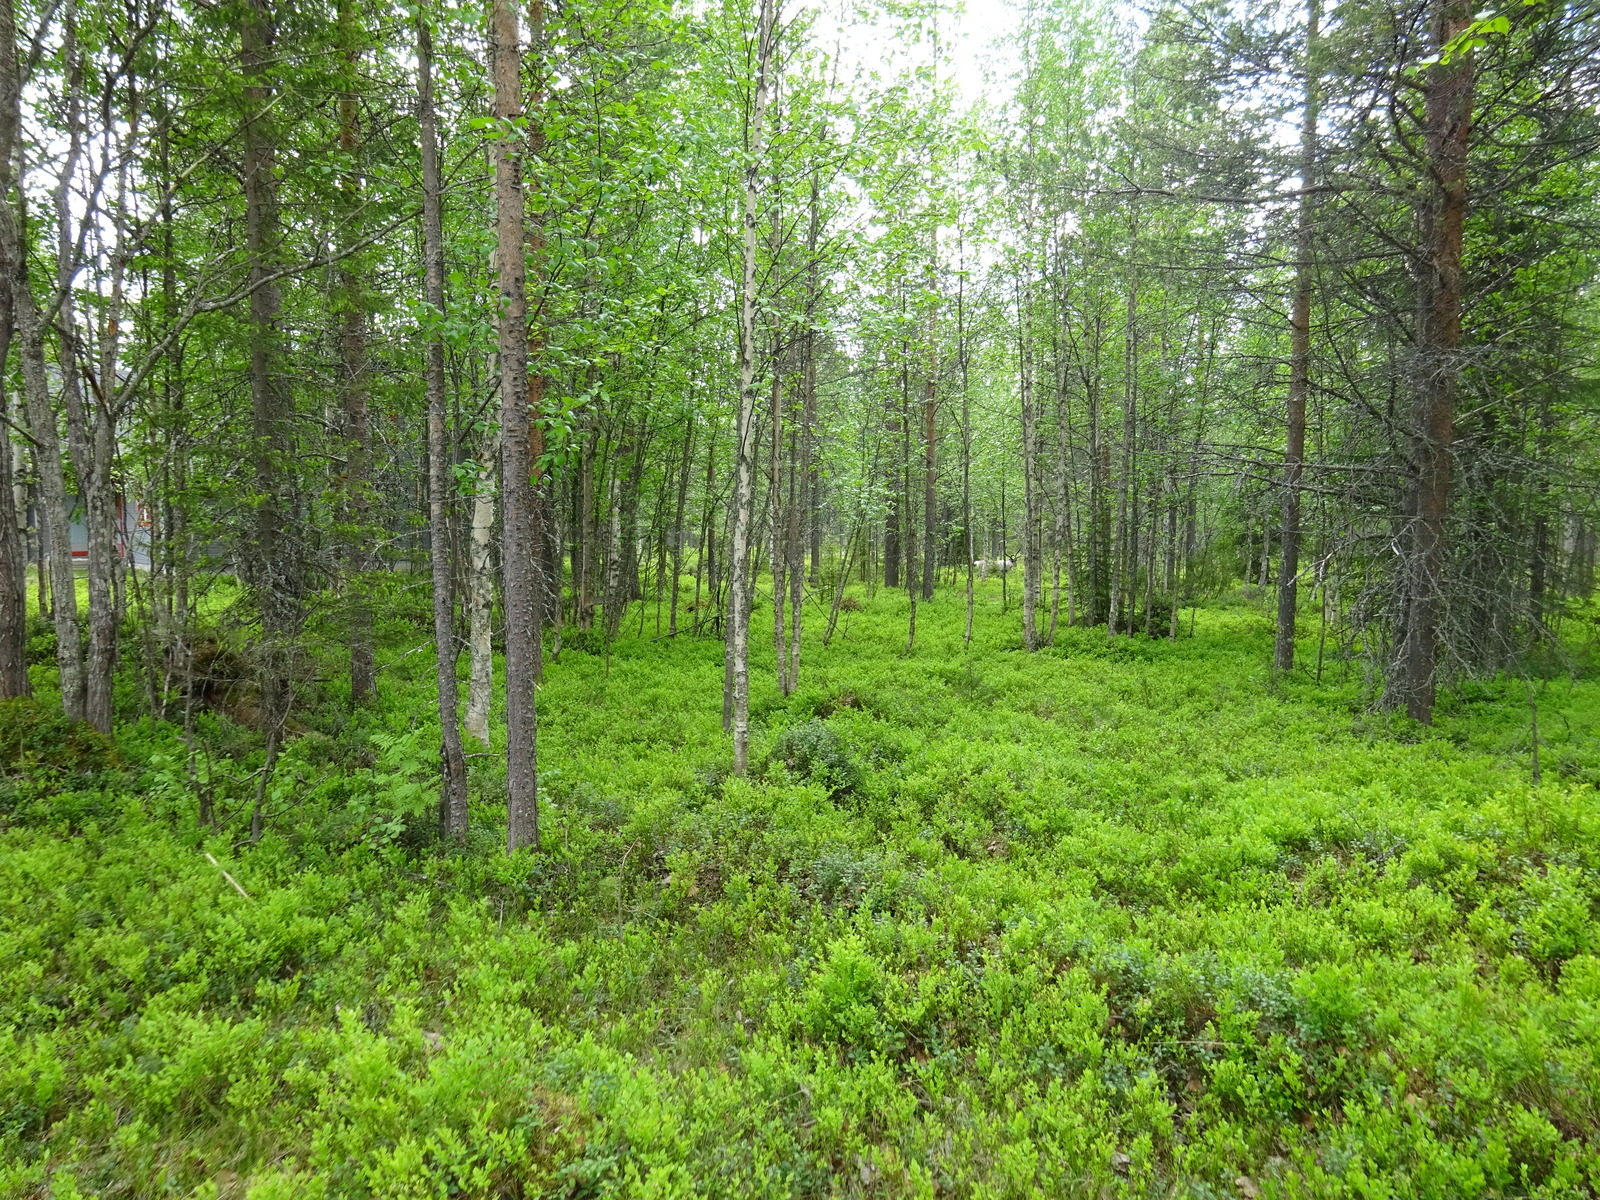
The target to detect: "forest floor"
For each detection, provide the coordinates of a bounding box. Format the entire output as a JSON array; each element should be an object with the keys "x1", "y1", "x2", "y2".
[{"x1": 4, "y1": 579, "x2": 1600, "y2": 1198}]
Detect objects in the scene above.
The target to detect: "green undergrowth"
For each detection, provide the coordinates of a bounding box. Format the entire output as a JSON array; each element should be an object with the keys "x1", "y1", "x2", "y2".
[{"x1": 4, "y1": 581, "x2": 1600, "y2": 1198}]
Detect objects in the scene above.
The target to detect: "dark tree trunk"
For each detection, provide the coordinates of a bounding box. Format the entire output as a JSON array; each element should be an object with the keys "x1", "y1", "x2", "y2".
[
  {"x1": 1396, "y1": 0, "x2": 1473, "y2": 723},
  {"x1": 242, "y1": 0, "x2": 298, "y2": 774},
  {"x1": 1275, "y1": 0, "x2": 1320, "y2": 674},
  {"x1": 338, "y1": 0, "x2": 374, "y2": 705},
  {"x1": 418, "y1": 7, "x2": 468, "y2": 837}
]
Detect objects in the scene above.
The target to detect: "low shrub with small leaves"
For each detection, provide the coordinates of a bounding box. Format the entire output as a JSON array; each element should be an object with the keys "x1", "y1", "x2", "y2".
[
  {"x1": 4, "y1": 579, "x2": 1600, "y2": 1198},
  {"x1": 765, "y1": 718, "x2": 862, "y2": 796},
  {"x1": 0, "y1": 698, "x2": 114, "y2": 778}
]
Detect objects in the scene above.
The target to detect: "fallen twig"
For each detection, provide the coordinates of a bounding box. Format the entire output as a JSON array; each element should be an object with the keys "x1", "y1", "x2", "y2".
[{"x1": 204, "y1": 852, "x2": 252, "y2": 899}]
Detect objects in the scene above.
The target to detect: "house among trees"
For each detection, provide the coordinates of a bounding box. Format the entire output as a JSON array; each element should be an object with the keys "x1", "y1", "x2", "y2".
[{"x1": 22, "y1": 494, "x2": 151, "y2": 571}]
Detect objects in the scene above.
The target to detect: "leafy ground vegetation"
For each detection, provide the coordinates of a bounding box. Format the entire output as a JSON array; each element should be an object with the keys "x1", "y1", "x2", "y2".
[{"x1": 4, "y1": 583, "x2": 1600, "y2": 1199}]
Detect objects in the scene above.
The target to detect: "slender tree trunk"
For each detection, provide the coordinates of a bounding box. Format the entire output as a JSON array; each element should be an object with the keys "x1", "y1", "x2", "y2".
[
  {"x1": 242, "y1": 0, "x2": 298, "y2": 769},
  {"x1": 1142, "y1": 472, "x2": 1159, "y2": 635},
  {"x1": 999, "y1": 475, "x2": 1008, "y2": 612},
  {"x1": 564, "y1": 448, "x2": 580, "y2": 632},
  {"x1": 786, "y1": 179, "x2": 819, "y2": 688},
  {"x1": 652, "y1": 460, "x2": 668, "y2": 633},
  {"x1": 603, "y1": 472, "x2": 622, "y2": 638},
  {"x1": 1019, "y1": 280, "x2": 1040, "y2": 650},
  {"x1": 465, "y1": 429, "x2": 497, "y2": 747},
  {"x1": 1530, "y1": 396, "x2": 1553, "y2": 639},
  {"x1": 1166, "y1": 474, "x2": 1180, "y2": 639},
  {"x1": 786, "y1": 418, "x2": 803, "y2": 686},
  {"x1": 1529, "y1": 505, "x2": 1548, "y2": 637},
  {"x1": 0, "y1": 396, "x2": 21, "y2": 698},
  {"x1": 81, "y1": 364, "x2": 117, "y2": 732},
  {"x1": 807, "y1": 366, "x2": 821, "y2": 586},
  {"x1": 1110, "y1": 232, "x2": 1138, "y2": 635},
  {"x1": 606, "y1": 414, "x2": 647, "y2": 638},
  {"x1": 728, "y1": 0, "x2": 773, "y2": 774},
  {"x1": 1176, "y1": 325, "x2": 1210, "y2": 637},
  {"x1": 546, "y1": 468, "x2": 564, "y2": 658},
  {"x1": 959, "y1": 245, "x2": 974, "y2": 646},
  {"x1": 19, "y1": 299, "x2": 81, "y2": 718},
  {"x1": 1397, "y1": 0, "x2": 1473, "y2": 723},
  {"x1": 669, "y1": 417, "x2": 692, "y2": 636},
  {"x1": 525, "y1": 0, "x2": 549, "y2": 676},
  {"x1": 418, "y1": 9, "x2": 468, "y2": 835},
  {"x1": 1275, "y1": 0, "x2": 1320, "y2": 674},
  {"x1": 61, "y1": 347, "x2": 116, "y2": 729},
  {"x1": 769, "y1": 368, "x2": 786, "y2": 692},
  {"x1": 1054, "y1": 338, "x2": 1073, "y2": 635},
  {"x1": 904, "y1": 367, "x2": 917, "y2": 653},
  {"x1": 494, "y1": 0, "x2": 539, "y2": 850},
  {"x1": 95, "y1": 99, "x2": 134, "y2": 721},
  {"x1": 34, "y1": 483, "x2": 47, "y2": 621},
  {"x1": 787, "y1": 334, "x2": 808, "y2": 686},
  {"x1": 821, "y1": 517, "x2": 859, "y2": 646},
  {"x1": 1085, "y1": 318, "x2": 1111, "y2": 625},
  {"x1": 0, "y1": 0, "x2": 28, "y2": 698},
  {"x1": 922, "y1": 256, "x2": 937, "y2": 602},
  {"x1": 339, "y1": 0, "x2": 374, "y2": 705},
  {"x1": 884, "y1": 392, "x2": 901, "y2": 590},
  {"x1": 55, "y1": 10, "x2": 116, "y2": 731},
  {"x1": 765, "y1": 146, "x2": 788, "y2": 693},
  {"x1": 792, "y1": 205, "x2": 818, "y2": 678},
  {"x1": 578, "y1": 411, "x2": 597, "y2": 628},
  {"x1": 161, "y1": 93, "x2": 189, "y2": 727},
  {"x1": 695, "y1": 425, "x2": 714, "y2": 630}
]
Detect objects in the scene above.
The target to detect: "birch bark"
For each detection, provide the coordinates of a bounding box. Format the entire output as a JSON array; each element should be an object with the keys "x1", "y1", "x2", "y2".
[
  {"x1": 493, "y1": 0, "x2": 539, "y2": 850},
  {"x1": 729, "y1": 0, "x2": 774, "y2": 774}
]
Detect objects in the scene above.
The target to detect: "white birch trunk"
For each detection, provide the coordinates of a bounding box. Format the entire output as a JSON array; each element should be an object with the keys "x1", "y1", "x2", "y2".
[
  {"x1": 465, "y1": 429, "x2": 499, "y2": 748},
  {"x1": 729, "y1": 0, "x2": 774, "y2": 774}
]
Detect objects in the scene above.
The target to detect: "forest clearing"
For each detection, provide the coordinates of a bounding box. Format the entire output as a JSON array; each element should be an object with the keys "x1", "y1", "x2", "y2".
[{"x1": 0, "y1": 0, "x2": 1598, "y2": 1190}]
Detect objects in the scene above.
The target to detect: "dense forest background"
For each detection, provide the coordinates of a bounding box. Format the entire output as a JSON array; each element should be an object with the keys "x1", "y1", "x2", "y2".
[
  {"x1": 0, "y1": 0, "x2": 1594, "y2": 792},
  {"x1": 3, "y1": 0, "x2": 1600, "y2": 1191}
]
